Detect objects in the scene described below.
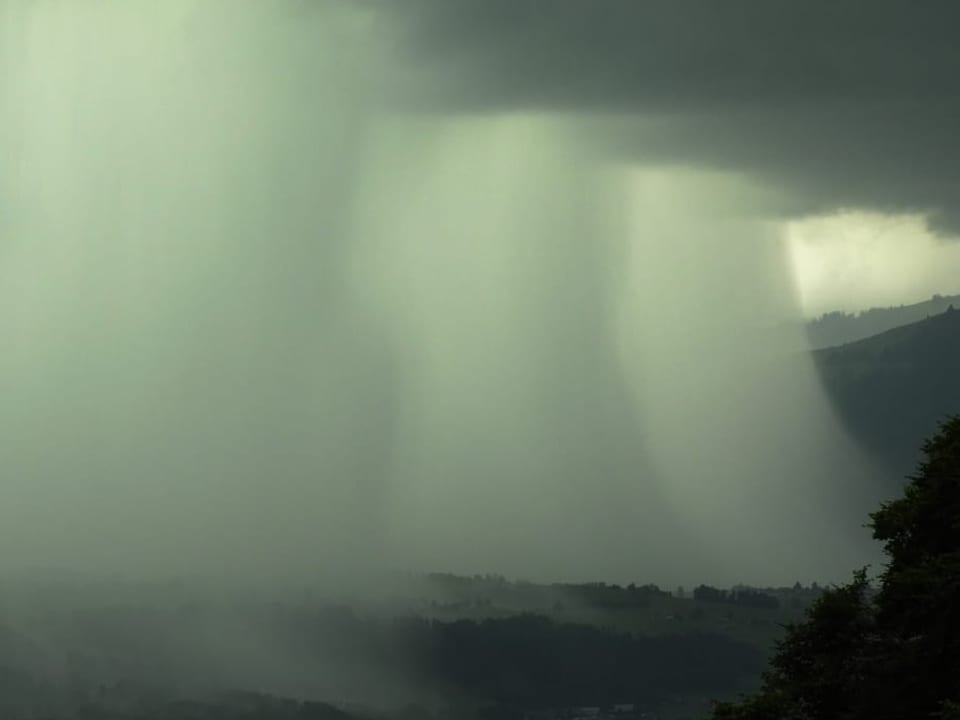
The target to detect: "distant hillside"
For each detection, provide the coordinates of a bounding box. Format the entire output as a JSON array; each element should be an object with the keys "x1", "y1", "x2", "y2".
[
  {"x1": 805, "y1": 293, "x2": 960, "y2": 349},
  {"x1": 813, "y1": 305, "x2": 960, "y2": 481}
]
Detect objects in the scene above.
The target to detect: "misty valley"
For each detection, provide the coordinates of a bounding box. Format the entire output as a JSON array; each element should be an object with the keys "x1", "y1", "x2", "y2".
[
  {"x1": 0, "y1": 572, "x2": 813, "y2": 720},
  {"x1": 3, "y1": 2, "x2": 960, "y2": 719},
  {"x1": 0, "y1": 294, "x2": 957, "y2": 719}
]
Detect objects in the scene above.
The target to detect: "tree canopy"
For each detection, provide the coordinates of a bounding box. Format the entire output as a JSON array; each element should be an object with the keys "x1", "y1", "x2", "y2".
[{"x1": 712, "y1": 416, "x2": 960, "y2": 720}]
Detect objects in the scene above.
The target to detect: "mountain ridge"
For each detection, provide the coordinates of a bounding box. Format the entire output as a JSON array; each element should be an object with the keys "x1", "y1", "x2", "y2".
[
  {"x1": 805, "y1": 292, "x2": 960, "y2": 349},
  {"x1": 813, "y1": 305, "x2": 960, "y2": 481}
]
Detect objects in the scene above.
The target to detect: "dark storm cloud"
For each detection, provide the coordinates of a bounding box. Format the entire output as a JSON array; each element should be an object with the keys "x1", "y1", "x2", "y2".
[{"x1": 379, "y1": 0, "x2": 960, "y2": 233}]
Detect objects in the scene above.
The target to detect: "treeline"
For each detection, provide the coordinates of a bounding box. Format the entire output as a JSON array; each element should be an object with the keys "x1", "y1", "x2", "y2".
[
  {"x1": 806, "y1": 293, "x2": 960, "y2": 348},
  {"x1": 692, "y1": 586, "x2": 779, "y2": 610},
  {"x1": 418, "y1": 574, "x2": 790, "y2": 612},
  {"x1": 413, "y1": 576, "x2": 675, "y2": 614},
  {"x1": 553, "y1": 582, "x2": 670, "y2": 609}
]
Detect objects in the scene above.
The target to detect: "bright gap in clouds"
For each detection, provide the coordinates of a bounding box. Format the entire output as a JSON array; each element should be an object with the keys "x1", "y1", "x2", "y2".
[{"x1": 786, "y1": 211, "x2": 960, "y2": 317}]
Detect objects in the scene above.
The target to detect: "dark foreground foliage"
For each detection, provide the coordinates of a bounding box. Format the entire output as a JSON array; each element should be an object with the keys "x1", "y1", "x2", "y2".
[{"x1": 712, "y1": 416, "x2": 960, "y2": 720}]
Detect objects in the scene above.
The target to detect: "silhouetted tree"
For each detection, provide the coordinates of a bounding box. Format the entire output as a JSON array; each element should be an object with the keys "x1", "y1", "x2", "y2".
[{"x1": 711, "y1": 416, "x2": 960, "y2": 720}]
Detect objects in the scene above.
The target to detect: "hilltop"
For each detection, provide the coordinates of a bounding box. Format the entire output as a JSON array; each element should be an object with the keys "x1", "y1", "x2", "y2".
[
  {"x1": 805, "y1": 293, "x2": 960, "y2": 349},
  {"x1": 814, "y1": 304, "x2": 960, "y2": 481}
]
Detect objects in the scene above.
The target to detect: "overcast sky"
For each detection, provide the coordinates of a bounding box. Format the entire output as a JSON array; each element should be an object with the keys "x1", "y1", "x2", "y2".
[
  {"x1": 380, "y1": 0, "x2": 960, "y2": 225},
  {"x1": 375, "y1": 0, "x2": 960, "y2": 311}
]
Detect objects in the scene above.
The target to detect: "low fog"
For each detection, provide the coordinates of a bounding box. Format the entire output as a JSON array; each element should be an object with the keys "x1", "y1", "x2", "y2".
[{"x1": 0, "y1": 0, "x2": 897, "y2": 601}]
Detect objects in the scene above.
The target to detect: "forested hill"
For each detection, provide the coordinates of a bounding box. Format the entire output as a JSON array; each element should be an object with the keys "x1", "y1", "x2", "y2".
[
  {"x1": 805, "y1": 293, "x2": 960, "y2": 349},
  {"x1": 814, "y1": 305, "x2": 960, "y2": 481}
]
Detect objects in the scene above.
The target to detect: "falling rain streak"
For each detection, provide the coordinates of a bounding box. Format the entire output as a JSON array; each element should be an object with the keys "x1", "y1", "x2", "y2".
[{"x1": 0, "y1": 1, "x2": 882, "y2": 589}]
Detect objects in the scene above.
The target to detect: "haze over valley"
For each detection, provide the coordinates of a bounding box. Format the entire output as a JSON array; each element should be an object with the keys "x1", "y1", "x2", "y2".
[{"x1": 1, "y1": 2, "x2": 959, "y2": 718}]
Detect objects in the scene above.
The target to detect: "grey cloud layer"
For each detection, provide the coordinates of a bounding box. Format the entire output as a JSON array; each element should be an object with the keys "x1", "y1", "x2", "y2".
[{"x1": 379, "y1": 0, "x2": 960, "y2": 232}]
